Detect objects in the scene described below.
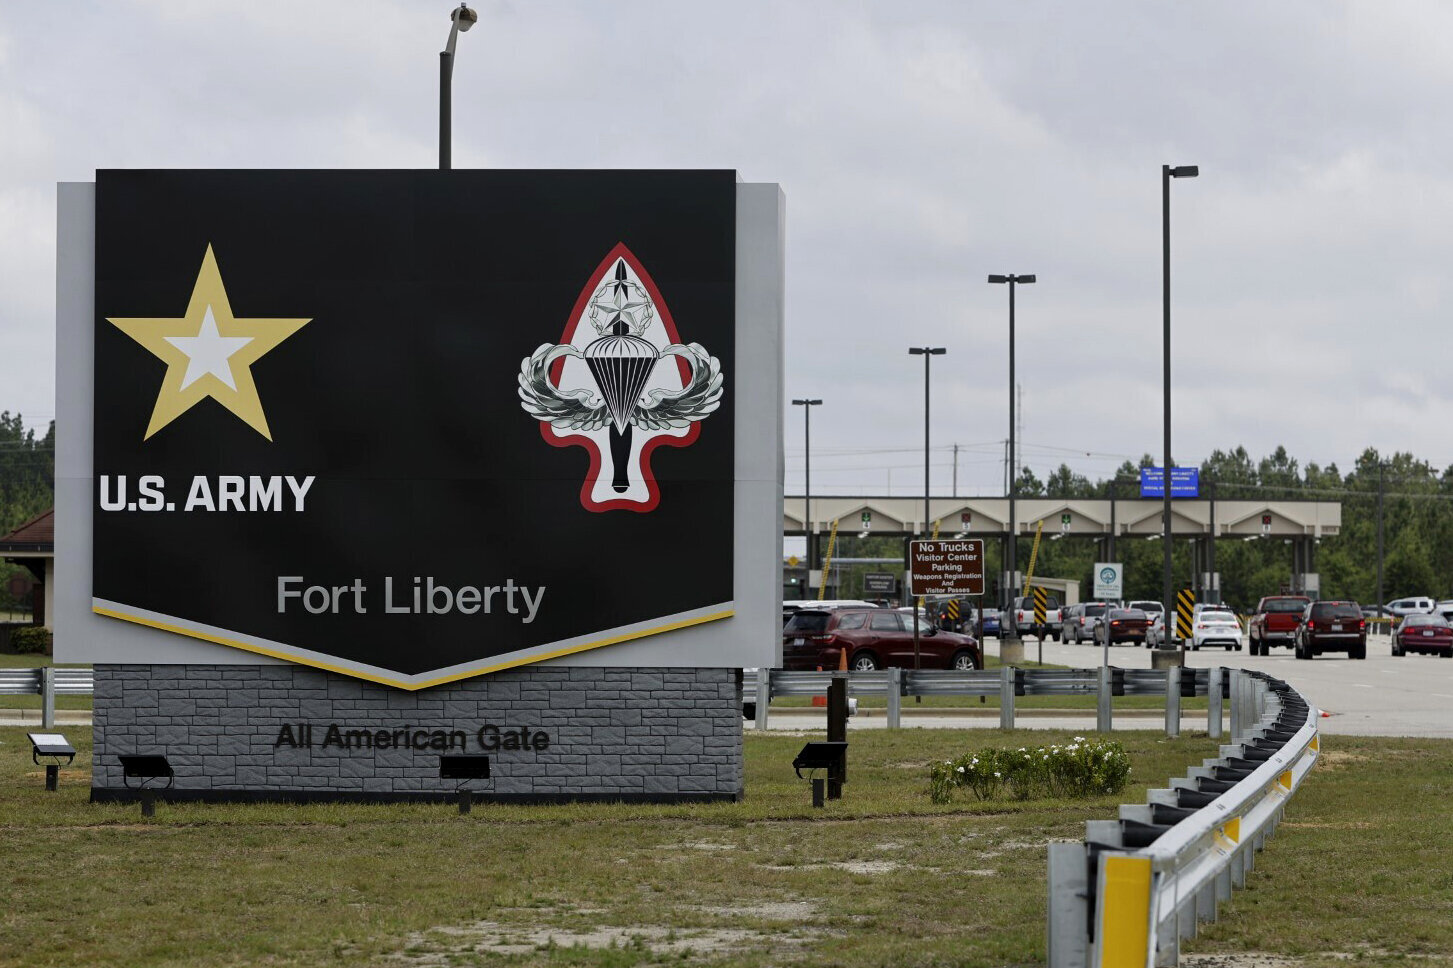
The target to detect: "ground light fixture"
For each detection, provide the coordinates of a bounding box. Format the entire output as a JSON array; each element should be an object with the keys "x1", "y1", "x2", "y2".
[
  {"x1": 439, "y1": 3, "x2": 478, "y2": 169},
  {"x1": 908, "y1": 348, "x2": 946, "y2": 539},
  {"x1": 27, "y1": 732, "x2": 75, "y2": 792},
  {"x1": 987, "y1": 273, "x2": 1035, "y2": 610},
  {"x1": 1161, "y1": 165, "x2": 1198, "y2": 630}
]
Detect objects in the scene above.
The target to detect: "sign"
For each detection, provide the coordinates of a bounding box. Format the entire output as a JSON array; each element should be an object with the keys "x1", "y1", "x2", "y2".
[
  {"x1": 862, "y1": 572, "x2": 896, "y2": 594},
  {"x1": 908, "y1": 539, "x2": 985, "y2": 597},
  {"x1": 1139, "y1": 467, "x2": 1199, "y2": 498},
  {"x1": 861, "y1": 511, "x2": 872, "y2": 528},
  {"x1": 1032, "y1": 586, "x2": 1047, "y2": 625},
  {"x1": 1175, "y1": 588, "x2": 1196, "y2": 640},
  {"x1": 1060, "y1": 512, "x2": 1072, "y2": 531},
  {"x1": 1093, "y1": 562, "x2": 1123, "y2": 599},
  {"x1": 78, "y1": 170, "x2": 764, "y2": 689}
]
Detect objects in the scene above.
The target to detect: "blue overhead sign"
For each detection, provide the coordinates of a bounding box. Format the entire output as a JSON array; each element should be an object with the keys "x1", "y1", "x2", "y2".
[{"x1": 1140, "y1": 467, "x2": 1199, "y2": 498}]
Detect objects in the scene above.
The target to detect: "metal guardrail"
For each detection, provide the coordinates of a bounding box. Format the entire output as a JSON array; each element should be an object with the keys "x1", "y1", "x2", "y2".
[
  {"x1": 751, "y1": 666, "x2": 1230, "y2": 737},
  {"x1": 0, "y1": 667, "x2": 94, "y2": 727},
  {"x1": 1048, "y1": 670, "x2": 1319, "y2": 968}
]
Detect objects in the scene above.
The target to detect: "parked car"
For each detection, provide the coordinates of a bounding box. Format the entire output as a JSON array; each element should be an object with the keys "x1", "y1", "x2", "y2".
[
  {"x1": 1062, "y1": 602, "x2": 1110, "y2": 644},
  {"x1": 1008, "y1": 594, "x2": 1062, "y2": 641},
  {"x1": 1144, "y1": 612, "x2": 1170, "y2": 648},
  {"x1": 1385, "y1": 597, "x2": 1436, "y2": 617},
  {"x1": 1096, "y1": 608, "x2": 1151, "y2": 646},
  {"x1": 1128, "y1": 600, "x2": 1164, "y2": 619},
  {"x1": 1190, "y1": 609, "x2": 1243, "y2": 651},
  {"x1": 978, "y1": 608, "x2": 1002, "y2": 637},
  {"x1": 1436, "y1": 601, "x2": 1453, "y2": 624},
  {"x1": 1248, "y1": 595, "x2": 1311, "y2": 656},
  {"x1": 782, "y1": 599, "x2": 879, "y2": 626},
  {"x1": 782, "y1": 608, "x2": 982, "y2": 672},
  {"x1": 1392, "y1": 614, "x2": 1453, "y2": 657},
  {"x1": 1293, "y1": 600, "x2": 1367, "y2": 660}
]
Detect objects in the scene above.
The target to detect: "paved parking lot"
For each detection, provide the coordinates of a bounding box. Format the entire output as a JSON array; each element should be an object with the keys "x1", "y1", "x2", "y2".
[
  {"x1": 755, "y1": 630, "x2": 1453, "y2": 739},
  {"x1": 1006, "y1": 631, "x2": 1453, "y2": 738}
]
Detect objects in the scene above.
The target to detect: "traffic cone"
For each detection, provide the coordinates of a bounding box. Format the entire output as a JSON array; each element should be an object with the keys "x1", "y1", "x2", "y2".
[{"x1": 838, "y1": 647, "x2": 849, "y2": 672}]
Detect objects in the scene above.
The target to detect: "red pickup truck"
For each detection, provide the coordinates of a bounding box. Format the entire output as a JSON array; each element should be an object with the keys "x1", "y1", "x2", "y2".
[{"x1": 1247, "y1": 596, "x2": 1311, "y2": 656}]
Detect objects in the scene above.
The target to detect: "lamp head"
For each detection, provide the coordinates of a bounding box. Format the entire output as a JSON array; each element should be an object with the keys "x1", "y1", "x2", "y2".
[
  {"x1": 987, "y1": 274, "x2": 1008, "y2": 284},
  {"x1": 452, "y1": 3, "x2": 478, "y2": 30},
  {"x1": 1169, "y1": 164, "x2": 1199, "y2": 178}
]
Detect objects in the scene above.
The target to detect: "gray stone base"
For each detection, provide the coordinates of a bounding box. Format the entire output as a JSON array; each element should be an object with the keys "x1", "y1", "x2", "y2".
[{"x1": 91, "y1": 665, "x2": 744, "y2": 803}]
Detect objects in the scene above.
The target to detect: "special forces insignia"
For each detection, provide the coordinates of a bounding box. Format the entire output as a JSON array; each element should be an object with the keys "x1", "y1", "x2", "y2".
[{"x1": 518, "y1": 244, "x2": 724, "y2": 512}]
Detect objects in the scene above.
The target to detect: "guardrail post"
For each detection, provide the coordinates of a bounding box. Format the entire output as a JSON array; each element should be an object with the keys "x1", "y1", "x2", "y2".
[
  {"x1": 1228, "y1": 669, "x2": 1242, "y2": 740},
  {"x1": 754, "y1": 668, "x2": 771, "y2": 731},
  {"x1": 887, "y1": 668, "x2": 902, "y2": 729},
  {"x1": 1000, "y1": 665, "x2": 1015, "y2": 730},
  {"x1": 1208, "y1": 666, "x2": 1224, "y2": 739},
  {"x1": 41, "y1": 666, "x2": 56, "y2": 728},
  {"x1": 1096, "y1": 665, "x2": 1112, "y2": 733},
  {"x1": 1165, "y1": 666, "x2": 1181, "y2": 738},
  {"x1": 1046, "y1": 842, "x2": 1089, "y2": 968}
]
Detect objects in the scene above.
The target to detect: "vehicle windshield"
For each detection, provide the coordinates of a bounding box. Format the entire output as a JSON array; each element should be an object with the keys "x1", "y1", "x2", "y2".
[
  {"x1": 784, "y1": 612, "x2": 830, "y2": 633},
  {"x1": 1312, "y1": 603, "x2": 1361, "y2": 620},
  {"x1": 1402, "y1": 614, "x2": 1446, "y2": 627},
  {"x1": 1202, "y1": 611, "x2": 1237, "y2": 623},
  {"x1": 1263, "y1": 599, "x2": 1307, "y2": 613},
  {"x1": 1084, "y1": 603, "x2": 1108, "y2": 617}
]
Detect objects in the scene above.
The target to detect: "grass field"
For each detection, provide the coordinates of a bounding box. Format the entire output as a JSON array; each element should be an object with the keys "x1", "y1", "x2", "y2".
[{"x1": 2, "y1": 726, "x2": 1450, "y2": 968}]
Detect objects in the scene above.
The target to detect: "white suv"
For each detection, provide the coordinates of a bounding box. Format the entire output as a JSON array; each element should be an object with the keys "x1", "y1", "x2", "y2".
[{"x1": 1385, "y1": 597, "x2": 1436, "y2": 617}]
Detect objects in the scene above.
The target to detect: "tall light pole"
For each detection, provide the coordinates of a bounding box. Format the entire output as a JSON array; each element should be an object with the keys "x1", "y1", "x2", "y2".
[
  {"x1": 439, "y1": 3, "x2": 478, "y2": 169},
  {"x1": 792, "y1": 398, "x2": 823, "y2": 584},
  {"x1": 1162, "y1": 164, "x2": 1198, "y2": 636},
  {"x1": 988, "y1": 273, "x2": 1035, "y2": 609},
  {"x1": 908, "y1": 348, "x2": 946, "y2": 537}
]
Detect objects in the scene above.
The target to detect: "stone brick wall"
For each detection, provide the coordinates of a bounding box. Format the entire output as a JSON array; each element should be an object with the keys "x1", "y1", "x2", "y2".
[{"x1": 91, "y1": 665, "x2": 743, "y2": 802}]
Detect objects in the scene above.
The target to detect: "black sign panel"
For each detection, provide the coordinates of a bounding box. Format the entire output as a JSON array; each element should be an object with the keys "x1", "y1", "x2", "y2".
[
  {"x1": 93, "y1": 171, "x2": 736, "y2": 686},
  {"x1": 907, "y1": 540, "x2": 985, "y2": 597}
]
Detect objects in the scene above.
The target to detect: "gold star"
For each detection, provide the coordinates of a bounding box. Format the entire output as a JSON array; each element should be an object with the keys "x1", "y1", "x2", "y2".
[{"x1": 107, "y1": 245, "x2": 311, "y2": 440}]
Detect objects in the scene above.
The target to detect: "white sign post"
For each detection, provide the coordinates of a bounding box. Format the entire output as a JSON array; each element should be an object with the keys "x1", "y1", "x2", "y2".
[{"x1": 1093, "y1": 562, "x2": 1123, "y2": 600}]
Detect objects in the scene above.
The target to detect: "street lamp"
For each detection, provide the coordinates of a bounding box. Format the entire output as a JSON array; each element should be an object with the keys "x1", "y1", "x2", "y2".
[
  {"x1": 792, "y1": 398, "x2": 823, "y2": 583},
  {"x1": 908, "y1": 348, "x2": 946, "y2": 537},
  {"x1": 1162, "y1": 164, "x2": 1198, "y2": 635},
  {"x1": 439, "y1": 3, "x2": 478, "y2": 170},
  {"x1": 988, "y1": 273, "x2": 1035, "y2": 608}
]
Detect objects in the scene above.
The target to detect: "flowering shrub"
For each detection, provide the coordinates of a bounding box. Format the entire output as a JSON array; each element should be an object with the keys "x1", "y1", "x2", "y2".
[{"x1": 929, "y1": 737, "x2": 1132, "y2": 804}]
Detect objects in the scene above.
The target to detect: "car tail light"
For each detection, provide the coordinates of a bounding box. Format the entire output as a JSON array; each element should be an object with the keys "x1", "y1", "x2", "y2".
[
  {"x1": 1306, "y1": 620, "x2": 1316, "y2": 631},
  {"x1": 1359, "y1": 619, "x2": 1366, "y2": 630}
]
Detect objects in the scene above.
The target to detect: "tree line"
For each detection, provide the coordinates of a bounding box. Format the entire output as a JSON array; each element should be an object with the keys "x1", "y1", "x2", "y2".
[
  {"x1": 824, "y1": 445, "x2": 1453, "y2": 611},
  {"x1": 0, "y1": 412, "x2": 55, "y2": 612}
]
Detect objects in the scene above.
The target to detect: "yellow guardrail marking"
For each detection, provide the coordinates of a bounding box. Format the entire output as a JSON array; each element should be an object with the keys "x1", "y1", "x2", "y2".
[{"x1": 1098, "y1": 855, "x2": 1152, "y2": 968}]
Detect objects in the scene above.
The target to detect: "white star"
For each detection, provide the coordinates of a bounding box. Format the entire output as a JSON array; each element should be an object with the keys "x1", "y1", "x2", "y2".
[{"x1": 164, "y1": 305, "x2": 254, "y2": 391}]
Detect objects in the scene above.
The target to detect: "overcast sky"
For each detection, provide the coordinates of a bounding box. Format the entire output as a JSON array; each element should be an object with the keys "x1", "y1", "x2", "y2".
[{"x1": 3, "y1": 1, "x2": 1449, "y2": 497}]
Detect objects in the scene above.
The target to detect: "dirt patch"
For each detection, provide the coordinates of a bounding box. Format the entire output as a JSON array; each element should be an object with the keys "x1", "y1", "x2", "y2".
[
  {"x1": 659, "y1": 841, "x2": 738, "y2": 851},
  {"x1": 1315, "y1": 750, "x2": 1369, "y2": 769},
  {"x1": 1280, "y1": 821, "x2": 1376, "y2": 830},
  {"x1": 692, "y1": 900, "x2": 818, "y2": 920},
  {"x1": 1181, "y1": 955, "x2": 1306, "y2": 968},
  {"x1": 390, "y1": 920, "x2": 815, "y2": 965}
]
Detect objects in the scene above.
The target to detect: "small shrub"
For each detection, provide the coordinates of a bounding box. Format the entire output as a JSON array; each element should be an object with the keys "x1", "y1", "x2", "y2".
[
  {"x1": 929, "y1": 737, "x2": 1131, "y2": 804},
  {"x1": 10, "y1": 626, "x2": 52, "y2": 654}
]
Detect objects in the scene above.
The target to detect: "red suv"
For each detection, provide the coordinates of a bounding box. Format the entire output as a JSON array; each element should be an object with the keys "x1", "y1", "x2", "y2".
[
  {"x1": 782, "y1": 608, "x2": 981, "y2": 672},
  {"x1": 1294, "y1": 601, "x2": 1366, "y2": 660}
]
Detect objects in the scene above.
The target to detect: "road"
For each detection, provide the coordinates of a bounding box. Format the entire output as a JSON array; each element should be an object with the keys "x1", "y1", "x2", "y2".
[{"x1": 754, "y1": 629, "x2": 1453, "y2": 738}]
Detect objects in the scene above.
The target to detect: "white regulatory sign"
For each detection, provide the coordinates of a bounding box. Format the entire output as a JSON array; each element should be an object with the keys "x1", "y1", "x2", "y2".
[{"x1": 1093, "y1": 562, "x2": 1123, "y2": 600}]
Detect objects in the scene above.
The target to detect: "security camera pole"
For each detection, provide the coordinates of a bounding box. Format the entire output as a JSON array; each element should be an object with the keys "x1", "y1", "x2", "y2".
[{"x1": 440, "y1": 3, "x2": 478, "y2": 169}]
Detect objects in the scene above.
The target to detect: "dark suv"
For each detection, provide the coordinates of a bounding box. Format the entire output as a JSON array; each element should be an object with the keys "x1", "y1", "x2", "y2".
[
  {"x1": 782, "y1": 608, "x2": 981, "y2": 672},
  {"x1": 1294, "y1": 601, "x2": 1366, "y2": 660}
]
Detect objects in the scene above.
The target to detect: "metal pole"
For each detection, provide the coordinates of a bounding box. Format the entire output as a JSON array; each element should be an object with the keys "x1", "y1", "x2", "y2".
[
  {"x1": 1162, "y1": 163, "x2": 1173, "y2": 634},
  {"x1": 1208, "y1": 479, "x2": 1217, "y2": 602},
  {"x1": 924, "y1": 350, "x2": 931, "y2": 537},
  {"x1": 1008, "y1": 280, "x2": 1017, "y2": 599},
  {"x1": 805, "y1": 404, "x2": 812, "y2": 573},
  {"x1": 1376, "y1": 460, "x2": 1385, "y2": 620},
  {"x1": 439, "y1": 51, "x2": 452, "y2": 170}
]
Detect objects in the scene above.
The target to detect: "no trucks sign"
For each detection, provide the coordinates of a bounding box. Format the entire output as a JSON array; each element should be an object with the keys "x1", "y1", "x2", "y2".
[{"x1": 908, "y1": 539, "x2": 985, "y2": 597}]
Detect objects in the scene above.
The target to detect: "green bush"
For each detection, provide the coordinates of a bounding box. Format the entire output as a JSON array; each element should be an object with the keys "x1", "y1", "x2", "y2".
[
  {"x1": 10, "y1": 626, "x2": 52, "y2": 654},
  {"x1": 929, "y1": 737, "x2": 1131, "y2": 803}
]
